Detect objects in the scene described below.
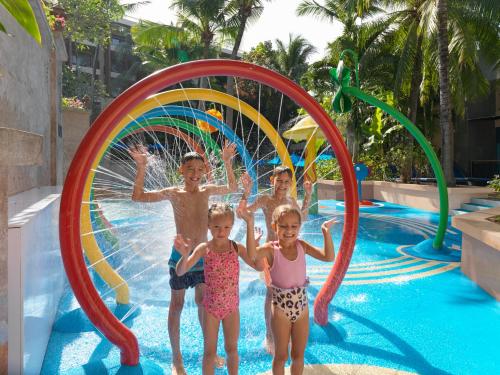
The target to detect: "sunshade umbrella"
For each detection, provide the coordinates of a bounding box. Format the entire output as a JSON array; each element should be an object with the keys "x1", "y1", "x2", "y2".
[
  {"x1": 282, "y1": 116, "x2": 327, "y2": 182},
  {"x1": 283, "y1": 116, "x2": 330, "y2": 215}
]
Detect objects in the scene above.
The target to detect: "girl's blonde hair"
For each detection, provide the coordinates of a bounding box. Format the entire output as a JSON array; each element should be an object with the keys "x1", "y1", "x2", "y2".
[
  {"x1": 272, "y1": 204, "x2": 302, "y2": 225},
  {"x1": 208, "y1": 202, "x2": 234, "y2": 222}
]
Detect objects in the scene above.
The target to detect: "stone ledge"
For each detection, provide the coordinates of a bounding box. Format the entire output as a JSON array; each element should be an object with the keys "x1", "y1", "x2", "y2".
[
  {"x1": 452, "y1": 207, "x2": 500, "y2": 251},
  {"x1": 0, "y1": 127, "x2": 43, "y2": 166}
]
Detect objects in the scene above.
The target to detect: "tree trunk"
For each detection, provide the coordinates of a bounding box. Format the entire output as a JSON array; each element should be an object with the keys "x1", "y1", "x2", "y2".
[
  {"x1": 90, "y1": 45, "x2": 100, "y2": 122},
  {"x1": 401, "y1": 33, "x2": 424, "y2": 183},
  {"x1": 437, "y1": 0, "x2": 455, "y2": 186},
  {"x1": 105, "y1": 43, "x2": 112, "y2": 95},
  {"x1": 225, "y1": 13, "x2": 249, "y2": 129}
]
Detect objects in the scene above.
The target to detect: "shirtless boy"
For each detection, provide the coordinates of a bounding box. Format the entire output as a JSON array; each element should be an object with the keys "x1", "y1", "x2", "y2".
[
  {"x1": 238, "y1": 166, "x2": 312, "y2": 353},
  {"x1": 130, "y1": 142, "x2": 237, "y2": 374}
]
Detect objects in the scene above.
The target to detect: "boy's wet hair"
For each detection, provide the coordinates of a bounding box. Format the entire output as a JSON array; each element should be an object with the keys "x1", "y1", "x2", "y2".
[
  {"x1": 272, "y1": 204, "x2": 302, "y2": 225},
  {"x1": 181, "y1": 151, "x2": 204, "y2": 165},
  {"x1": 272, "y1": 166, "x2": 293, "y2": 179},
  {"x1": 208, "y1": 202, "x2": 235, "y2": 222}
]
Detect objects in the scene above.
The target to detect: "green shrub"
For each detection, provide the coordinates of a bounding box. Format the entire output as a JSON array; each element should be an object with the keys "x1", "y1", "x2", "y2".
[{"x1": 488, "y1": 175, "x2": 500, "y2": 192}]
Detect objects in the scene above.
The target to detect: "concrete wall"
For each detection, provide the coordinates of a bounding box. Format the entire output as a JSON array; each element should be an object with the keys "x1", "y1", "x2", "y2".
[{"x1": 0, "y1": 1, "x2": 65, "y2": 195}]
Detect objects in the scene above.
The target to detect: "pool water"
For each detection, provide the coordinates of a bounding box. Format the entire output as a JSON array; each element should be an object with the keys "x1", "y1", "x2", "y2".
[{"x1": 41, "y1": 200, "x2": 500, "y2": 374}]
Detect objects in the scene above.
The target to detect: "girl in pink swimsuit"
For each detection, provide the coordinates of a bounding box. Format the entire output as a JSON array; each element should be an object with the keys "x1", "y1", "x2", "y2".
[
  {"x1": 239, "y1": 204, "x2": 337, "y2": 375},
  {"x1": 176, "y1": 203, "x2": 261, "y2": 375}
]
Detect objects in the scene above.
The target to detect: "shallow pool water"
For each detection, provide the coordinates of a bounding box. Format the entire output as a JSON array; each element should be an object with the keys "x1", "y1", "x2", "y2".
[{"x1": 41, "y1": 200, "x2": 500, "y2": 374}]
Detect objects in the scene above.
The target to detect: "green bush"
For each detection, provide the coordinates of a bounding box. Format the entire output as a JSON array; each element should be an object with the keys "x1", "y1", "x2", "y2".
[{"x1": 488, "y1": 175, "x2": 500, "y2": 192}]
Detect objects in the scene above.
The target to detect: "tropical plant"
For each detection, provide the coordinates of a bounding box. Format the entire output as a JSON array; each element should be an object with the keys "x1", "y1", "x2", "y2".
[
  {"x1": 380, "y1": 0, "x2": 500, "y2": 185},
  {"x1": 274, "y1": 34, "x2": 317, "y2": 83},
  {"x1": 0, "y1": 0, "x2": 41, "y2": 44},
  {"x1": 297, "y1": 0, "x2": 395, "y2": 161},
  {"x1": 131, "y1": 20, "x2": 203, "y2": 71},
  {"x1": 171, "y1": 0, "x2": 228, "y2": 60},
  {"x1": 224, "y1": 0, "x2": 270, "y2": 127},
  {"x1": 488, "y1": 175, "x2": 500, "y2": 193}
]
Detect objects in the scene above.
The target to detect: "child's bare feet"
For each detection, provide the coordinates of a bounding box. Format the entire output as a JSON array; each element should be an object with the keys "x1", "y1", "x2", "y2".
[
  {"x1": 171, "y1": 363, "x2": 187, "y2": 375},
  {"x1": 264, "y1": 336, "x2": 275, "y2": 355},
  {"x1": 215, "y1": 354, "x2": 225, "y2": 368}
]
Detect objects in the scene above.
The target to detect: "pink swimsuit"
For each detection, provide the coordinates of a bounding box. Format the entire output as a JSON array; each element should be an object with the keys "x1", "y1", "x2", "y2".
[
  {"x1": 203, "y1": 241, "x2": 239, "y2": 320},
  {"x1": 269, "y1": 241, "x2": 308, "y2": 322}
]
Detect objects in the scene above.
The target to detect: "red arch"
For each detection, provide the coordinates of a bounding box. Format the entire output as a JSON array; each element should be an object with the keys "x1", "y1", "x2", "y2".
[
  {"x1": 125, "y1": 126, "x2": 213, "y2": 179},
  {"x1": 59, "y1": 59, "x2": 359, "y2": 365}
]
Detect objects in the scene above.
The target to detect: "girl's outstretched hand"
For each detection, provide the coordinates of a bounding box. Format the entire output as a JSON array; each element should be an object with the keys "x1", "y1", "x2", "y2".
[
  {"x1": 174, "y1": 234, "x2": 193, "y2": 256},
  {"x1": 303, "y1": 178, "x2": 313, "y2": 196},
  {"x1": 254, "y1": 227, "x2": 263, "y2": 243},
  {"x1": 321, "y1": 218, "x2": 339, "y2": 233},
  {"x1": 237, "y1": 203, "x2": 254, "y2": 222}
]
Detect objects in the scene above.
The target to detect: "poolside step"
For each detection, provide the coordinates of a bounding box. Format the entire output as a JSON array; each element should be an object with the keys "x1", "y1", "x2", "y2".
[
  {"x1": 451, "y1": 209, "x2": 471, "y2": 216},
  {"x1": 461, "y1": 203, "x2": 491, "y2": 212},
  {"x1": 470, "y1": 197, "x2": 500, "y2": 208}
]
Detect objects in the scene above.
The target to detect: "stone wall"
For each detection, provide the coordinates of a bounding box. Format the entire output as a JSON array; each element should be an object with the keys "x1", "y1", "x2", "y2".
[
  {"x1": 317, "y1": 180, "x2": 493, "y2": 211},
  {"x1": 62, "y1": 108, "x2": 90, "y2": 180},
  {"x1": 0, "y1": 1, "x2": 65, "y2": 195}
]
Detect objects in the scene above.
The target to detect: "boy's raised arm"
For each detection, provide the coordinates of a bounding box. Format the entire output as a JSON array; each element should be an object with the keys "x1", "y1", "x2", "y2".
[
  {"x1": 129, "y1": 145, "x2": 175, "y2": 202},
  {"x1": 237, "y1": 172, "x2": 263, "y2": 216},
  {"x1": 206, "y1": 142, "x2": 238, "y2": 195}
]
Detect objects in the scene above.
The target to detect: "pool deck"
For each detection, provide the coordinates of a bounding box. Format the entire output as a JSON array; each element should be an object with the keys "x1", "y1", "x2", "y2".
[{"x1": 39, "y1": 200, "x2": 500, "y2": 375}]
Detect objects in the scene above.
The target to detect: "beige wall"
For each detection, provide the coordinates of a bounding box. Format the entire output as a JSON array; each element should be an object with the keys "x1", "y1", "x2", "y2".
[
  {"x1": 62, "y1": 109, "x2": 90, "y2": 179},
  {"x1": 317, "y1": 180, "x2": 493, "y2": 211}
]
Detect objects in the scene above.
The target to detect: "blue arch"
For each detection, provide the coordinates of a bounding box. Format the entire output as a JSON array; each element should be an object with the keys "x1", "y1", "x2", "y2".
[{"x1": 125, "y1": 105, "x2": 258, "y2": 197}]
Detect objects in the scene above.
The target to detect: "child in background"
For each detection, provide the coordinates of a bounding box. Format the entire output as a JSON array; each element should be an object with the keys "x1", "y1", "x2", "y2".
[
  {"x1": 129, "y1": 143, "x2": 237, "y2": 375},
  {"x1": 239, "y1": 204, "x2": 336, "y2": 375},
  {"x1": 238, "y1": 166, "x2": 312, "y2": 353},
  {"x1": 175, "y1": 203, "x2": 262, "y2": 375}
]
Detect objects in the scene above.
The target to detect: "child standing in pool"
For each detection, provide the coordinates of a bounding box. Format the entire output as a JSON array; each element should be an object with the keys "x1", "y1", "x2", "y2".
[
  {"x1": 175, "y1": 203, "x2": 261, "y2": 375},
  {"x1": 129, "y1": 143, "x2": 237, "y2": 375},
  {"x1": 239, "y1": 204, "x2": 336, "y2": 375},
  {"x1": 238, "y1": 166, "x2": 312, "y2": 353}
]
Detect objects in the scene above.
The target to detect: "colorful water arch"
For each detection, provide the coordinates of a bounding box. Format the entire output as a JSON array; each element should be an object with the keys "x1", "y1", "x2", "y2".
[
  {"x1": 60, "y1": 60, "x2": 359, "y2": 365},
  {"x1": 82, "y1": 108, "x2": 256, "y2": 305},
  {"x1": 118, "y1": 88, "x2": 298, "y2": 198}
]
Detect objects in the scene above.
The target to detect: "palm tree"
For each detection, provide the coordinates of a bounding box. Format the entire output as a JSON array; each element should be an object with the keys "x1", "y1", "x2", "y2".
[
  {"x1": 170, "y1": 0, "x2": 229, "y2": 97},
  {"x1": 383, "y1": 0, "x2": 499, "y2": 184},
  {"x1": 224, "y1": 0, "x2": 269, "y2": 128},
  {"x1": 171, "y1": 0, "x2": 227, "y2": 60},
  {"x1": 437, "y1": 0, "x2": 454, "y2": 185},
  {"x1": 131, "y1": 20, "x2": 204, "y2": 71},
  {"x1": 274, "y1": 34, "x2": 317, "y2": 82},
  {"x1": 297, "y1": 0, "x2": 390, "y2": 160}
]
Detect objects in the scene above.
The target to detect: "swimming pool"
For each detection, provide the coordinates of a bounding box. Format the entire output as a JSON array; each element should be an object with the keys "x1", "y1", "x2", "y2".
[{"x1": 41, "y1": 200, "x2": 500, "y2": 374}]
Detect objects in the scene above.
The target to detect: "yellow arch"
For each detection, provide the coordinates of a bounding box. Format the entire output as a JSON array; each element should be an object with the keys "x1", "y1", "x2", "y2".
[{"x1": 81, "y1": 88, "x2": 295, "y2": 303}]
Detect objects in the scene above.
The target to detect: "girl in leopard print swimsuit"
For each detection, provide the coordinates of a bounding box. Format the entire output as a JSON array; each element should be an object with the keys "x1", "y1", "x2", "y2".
[
  {"x1": 176, "y1": 203, "x2": 261, "y2": 375},
  {"x1": 239, "y1": 204, "x2": 337, "y2": 375}
]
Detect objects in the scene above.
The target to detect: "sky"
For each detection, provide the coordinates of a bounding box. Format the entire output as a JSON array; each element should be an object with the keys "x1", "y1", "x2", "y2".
[{"x1": 124, "y1": 0, "x2": 344, "y2": 61}]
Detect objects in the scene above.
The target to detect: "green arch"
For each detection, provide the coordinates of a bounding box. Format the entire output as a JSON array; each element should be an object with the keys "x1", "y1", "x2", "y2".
[
  {"x1": 333, "y1": 50, "x2": 448, "y2": 249},
  {"x1": 114, "y1": 117, "x2": 222, "y2": 158}
]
